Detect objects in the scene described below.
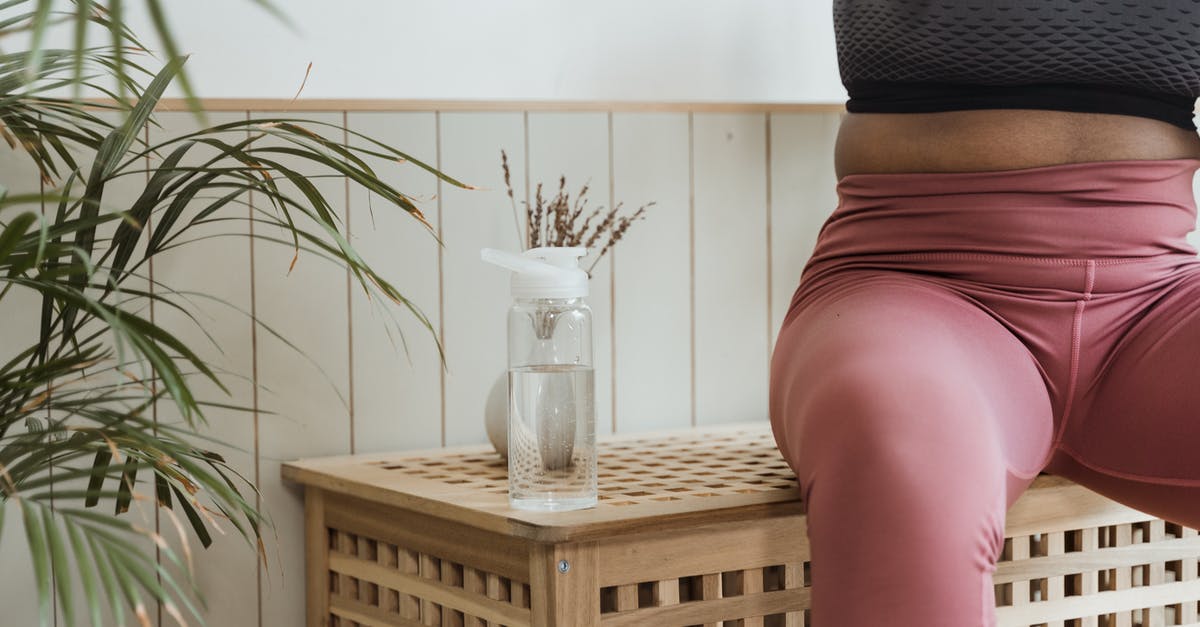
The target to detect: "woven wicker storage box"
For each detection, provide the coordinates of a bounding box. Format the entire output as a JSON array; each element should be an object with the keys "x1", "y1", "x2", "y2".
[{"x1": 282, "y1": 421, "x2": 1200, "y2": 626}]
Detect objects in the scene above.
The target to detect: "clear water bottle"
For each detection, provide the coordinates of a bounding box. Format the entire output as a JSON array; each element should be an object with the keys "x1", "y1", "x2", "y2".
[{"x1": 481, "y1": 246, "x2": 597, "y2": 511}]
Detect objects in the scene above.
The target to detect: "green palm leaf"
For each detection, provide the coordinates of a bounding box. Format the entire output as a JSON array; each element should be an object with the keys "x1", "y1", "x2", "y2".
[{"x1": 1, "y1": 3, "x2": 474, "y2": 623}]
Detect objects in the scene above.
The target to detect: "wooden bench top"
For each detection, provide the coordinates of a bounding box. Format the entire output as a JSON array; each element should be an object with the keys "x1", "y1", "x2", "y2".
[{"x1": 282, "y1": 420, "x2": 1079, "y2": 543}]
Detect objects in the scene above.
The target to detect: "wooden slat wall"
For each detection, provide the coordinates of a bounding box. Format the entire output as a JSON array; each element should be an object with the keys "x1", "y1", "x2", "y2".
[
  {"x1": 768, "y1": 113, "x2": 843, "y2": 348},
  {"x1": 611, "y1": 113, "x2": 693, "y2": 433},
  {"x1": 150, "y1": 112, "x2": 259, "y2": 627},
  {"x1": 253, "y1": 110, "x2": 353, "y2": 627},
  {"x1": 65, "y1": 111, "x2": 161, "y2": 627},
  {"x1": 0, "y1": 100, "x2": 51, "y2": 627},
  {"x1": 440, "y1": 111, "x2": 528, "y2": 447},
  {"x1": 347, "y1": 111, "x2": 445, "y2": 454},
  {"x1": 0, "y1": 107, "x2": 845, "y2": 626},
  {"x1": 693, "y1": 113, "x2": 772, "y2": 426},
  {"x1": 526, "y1": 112, "x2": 615, "y2": 436}
]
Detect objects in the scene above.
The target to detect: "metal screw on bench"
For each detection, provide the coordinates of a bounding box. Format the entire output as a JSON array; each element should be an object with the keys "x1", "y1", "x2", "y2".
[{"x1": 558, "y1": 559, "x2": 570, "y2": 574}]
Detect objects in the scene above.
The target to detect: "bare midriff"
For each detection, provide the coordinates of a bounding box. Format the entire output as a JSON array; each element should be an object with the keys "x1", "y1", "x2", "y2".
[{"x1": 834, "y1": 109, "x2": 1200, "y2": 180}]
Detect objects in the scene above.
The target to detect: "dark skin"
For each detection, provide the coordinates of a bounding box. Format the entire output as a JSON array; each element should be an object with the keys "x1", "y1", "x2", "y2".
[{"x1": 835, "y1": 109, "x2": 1200, "y2": 179}]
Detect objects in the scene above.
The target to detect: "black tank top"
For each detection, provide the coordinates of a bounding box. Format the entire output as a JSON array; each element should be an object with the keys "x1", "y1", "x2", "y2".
[{"x1": 833, "y1": 0, "x2": 1200, "y2": 130}]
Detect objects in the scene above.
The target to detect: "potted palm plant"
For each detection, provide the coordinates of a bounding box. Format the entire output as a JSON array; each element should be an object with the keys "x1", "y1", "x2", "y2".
[{"x1": 0, "y1": 2, "x2": 462, "y2": 624}]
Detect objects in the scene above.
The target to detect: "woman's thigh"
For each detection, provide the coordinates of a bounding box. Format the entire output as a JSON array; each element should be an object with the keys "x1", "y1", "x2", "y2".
[
  {"x1": 1052, "y1": 266, "x2": 1200, "y2": 527},
  {"x1": 770, "y1": 271, "x2": 1057, "y2": 508},
  {"x1": 769, "y1": 272, "x2": 1059, "y2": 625}
]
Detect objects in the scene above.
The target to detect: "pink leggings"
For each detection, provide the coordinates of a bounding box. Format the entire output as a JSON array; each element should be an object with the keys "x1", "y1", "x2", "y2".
[{"x1": 768, "y1": 158, "x2": 1200, "y2": 626}]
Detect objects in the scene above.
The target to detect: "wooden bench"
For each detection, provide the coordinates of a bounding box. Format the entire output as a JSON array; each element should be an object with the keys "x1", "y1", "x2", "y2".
[{"x1": 282, "y1": 421, "x2": 1200, "y2": 626}]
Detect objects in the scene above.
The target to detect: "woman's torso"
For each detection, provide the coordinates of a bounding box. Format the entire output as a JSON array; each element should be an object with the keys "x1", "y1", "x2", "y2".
[
  {"x1": 831, "y1": 0, "x2": 1200, "y2": 179},
  {"x1": 835, "y1": 110, "x2": 1200, "y2": 180}
]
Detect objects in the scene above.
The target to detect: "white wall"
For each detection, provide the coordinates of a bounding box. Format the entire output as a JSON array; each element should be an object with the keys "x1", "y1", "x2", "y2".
[{"x1": 114, "y1": 0, "x2": 845, "y2": 102}]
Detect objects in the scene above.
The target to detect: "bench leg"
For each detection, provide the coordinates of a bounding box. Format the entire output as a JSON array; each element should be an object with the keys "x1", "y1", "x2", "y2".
[
  {"x1": 305, "y1": 487, "x2": 330, "y2": 627},
  {"x1": 530, "y1": 541, "x2": 599, "y2": 626}
]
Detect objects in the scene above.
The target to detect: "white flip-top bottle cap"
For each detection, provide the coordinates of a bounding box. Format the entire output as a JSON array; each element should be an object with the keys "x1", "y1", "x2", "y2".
[{"x1": 481, "y1": 246, "x2": 589, "y2": 299}]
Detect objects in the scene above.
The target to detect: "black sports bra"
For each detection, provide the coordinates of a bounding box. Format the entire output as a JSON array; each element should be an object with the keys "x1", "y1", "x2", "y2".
[{"x1": 833, "y1": 0, "x2": 1200, "y2": 130}]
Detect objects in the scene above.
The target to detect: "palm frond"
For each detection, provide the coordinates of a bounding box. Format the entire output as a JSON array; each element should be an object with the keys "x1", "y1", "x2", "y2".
[{"x1": 1, "y1": 8, "x2": 473, "y2": 620}]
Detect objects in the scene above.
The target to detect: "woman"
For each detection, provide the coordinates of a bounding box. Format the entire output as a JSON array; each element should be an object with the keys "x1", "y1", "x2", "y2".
[{"x1": 768, "y1": 2, "x2": 1200, "y2": 625}]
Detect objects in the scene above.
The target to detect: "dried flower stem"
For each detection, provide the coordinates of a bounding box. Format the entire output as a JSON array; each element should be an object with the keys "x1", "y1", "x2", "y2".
[
  {"x1": 498, "y1": 153, "x2": 653, "y2": 274},
  {"x1": 584, "y1": 203, "x2": 621, "y2": 249},
  {"x1": 500, "y1": 150, "x2": 523, "y2": 248},
  {"x1": 587, "y1": 203, "x2": 652, "y2": 275},
  {"x1": 531, "y1": 182, "x2": 544, "y2": 249}
]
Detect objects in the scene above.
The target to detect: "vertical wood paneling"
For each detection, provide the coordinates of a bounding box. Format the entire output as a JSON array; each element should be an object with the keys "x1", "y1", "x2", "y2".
[
  {"x1": 611, "y1": 113, "x2": 692, "y2": 433},
  {"x1": 148, "y1": 111, "x2": 258, "y2": 627},
  {"x1": 52, "y1": 110, "x2": 160, "y2": 627},
  {"x1": 439, "y1": 112, "x2": 526, "y2": 446},
  {"x1": 525, "y1": 112, "x2": 614, "y2": 438},
  {"x1": 345, "y1": 112, "x2": 443, "y2": 453},
  {"x1": 0, "y1": 111, "x2": 164, "y2": 627},
  {"x1": 0, "y1": 110, "x2": 49, "y2": 627},
  {"x1": 253, "y1": 112, "x2": 351, "y2": 627},
  {"x1": 0, "y1": 496, "x2": 45, "y2": 626},
  {"x1": 768, "y1": 112, "x2": 841, "y2": 345},
  {"x1": 692, "y1": 113, "x2": 770, "y2": 425}
]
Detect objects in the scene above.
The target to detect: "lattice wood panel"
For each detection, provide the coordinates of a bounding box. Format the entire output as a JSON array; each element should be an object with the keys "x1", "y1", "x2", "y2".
[
  {"x1": 367, "y1": 426, "x2": 798, "y2": 509},
  {"x1": 326, "y1": 527, "x2": 533, "y2": 627},
  {"x1": 590, "y1": 511, "x2": 811, "y2": 627},
  {"x1": 597, "y1": 562, "x2": 810, "y2": 627},
  {"x1": 994, "y1": 520, "x2": 1200, "y2": 627}
]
